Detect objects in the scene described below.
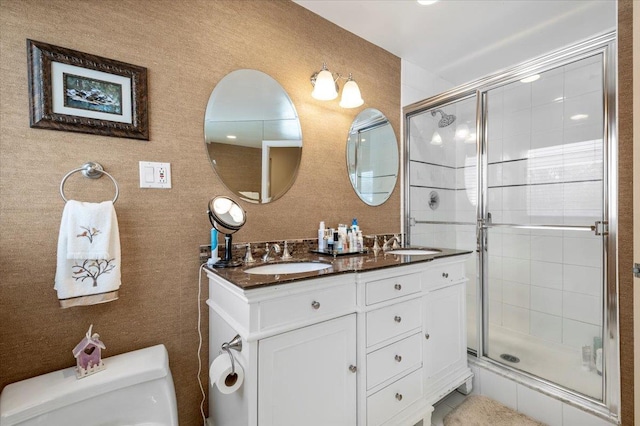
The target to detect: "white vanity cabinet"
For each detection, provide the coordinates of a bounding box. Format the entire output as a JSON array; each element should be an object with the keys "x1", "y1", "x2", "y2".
[
  {"x1": 355, "y1": 255, "x2": 472, "y2": 426},
  {"x1": 258, "y1": 314, "x2": 357, "y2": 426},
  {"x1": 207, "y1": 253, "x2": 471, "y2": 426},
  {"x1": 207, "y1": 272, "x2": 357, "y2": 426},
  {"x1": 423, "y1": 261, "x2": 470, "y2": 402}
]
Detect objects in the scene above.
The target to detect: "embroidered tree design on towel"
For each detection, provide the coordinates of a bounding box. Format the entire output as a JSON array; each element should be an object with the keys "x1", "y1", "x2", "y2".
[
  {"x1": 72, "y1": 259, "x2": 116, "y2": 287},
  {"x1": 76, "y1": 226, "x2": 101, "y2": 243}
]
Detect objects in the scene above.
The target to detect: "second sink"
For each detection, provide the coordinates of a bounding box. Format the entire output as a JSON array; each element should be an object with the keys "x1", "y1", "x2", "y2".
[
  {"x1": 245, "y1": 262, "x2": 332, "y2": 275},
  {"x1": 388, "y1": 249, "x2": 441, "y2": 256}
]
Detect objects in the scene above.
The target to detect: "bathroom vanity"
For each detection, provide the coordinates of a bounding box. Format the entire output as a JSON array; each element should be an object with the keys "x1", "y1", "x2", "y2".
[{"x1": 206, "y1": 249, "x2": 472, "y2": 426}]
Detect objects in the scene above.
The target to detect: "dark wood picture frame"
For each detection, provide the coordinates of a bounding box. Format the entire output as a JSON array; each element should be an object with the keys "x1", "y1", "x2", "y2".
[{"x1": 27, "y1": 39, "x2": 149, "y2": 140}]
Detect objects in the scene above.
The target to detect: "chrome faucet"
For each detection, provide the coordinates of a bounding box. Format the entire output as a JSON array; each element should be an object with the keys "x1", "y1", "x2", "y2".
[
  {"x1": 244, "y1": 243, "x2": 256, "y2": 264},
  {"x1": 262, "y1": 243, "x2": 281, "y2": 262},
  {"x1": 383, "y1": 234, "x2": 401, "y2": 251}
]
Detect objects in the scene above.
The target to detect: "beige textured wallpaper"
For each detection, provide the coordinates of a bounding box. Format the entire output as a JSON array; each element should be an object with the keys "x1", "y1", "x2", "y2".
[
  {"x1": 618, "y1": 0, "x2": 635, "y2": 423},
  {"x1": 0, "y1": 0, "x2": 400, "y2": 424}
]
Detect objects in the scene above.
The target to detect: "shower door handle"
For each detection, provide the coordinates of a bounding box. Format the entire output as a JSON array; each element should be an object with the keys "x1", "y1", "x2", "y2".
[{"x1": 594, "y1": 221, "x2": 608, "y2": 236}]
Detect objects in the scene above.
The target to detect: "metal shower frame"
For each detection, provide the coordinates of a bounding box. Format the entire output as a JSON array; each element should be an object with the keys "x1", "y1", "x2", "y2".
[{"x1": 402, "y1": 31, "x2": 619, "y2": 422}]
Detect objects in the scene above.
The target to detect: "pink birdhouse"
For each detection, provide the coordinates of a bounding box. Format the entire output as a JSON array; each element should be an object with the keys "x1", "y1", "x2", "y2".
[{"x1": 72, "y1": 324, "x2": 106, "y2": 379}]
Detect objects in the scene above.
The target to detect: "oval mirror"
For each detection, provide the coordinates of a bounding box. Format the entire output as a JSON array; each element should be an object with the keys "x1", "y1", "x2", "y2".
[
  {"x1": 346, "y1": 108, "x2": 398, "y2": 206},
  {"x1": 204, "y1": 69, "x2": 302, "y2": 204}
]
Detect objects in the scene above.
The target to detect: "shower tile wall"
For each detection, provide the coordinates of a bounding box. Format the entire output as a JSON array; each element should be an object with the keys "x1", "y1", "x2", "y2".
[
  {"x1": 408, "y1": 97, "x2": 479, "y2": 349},
  {"x1": 409, "y1": 54, "x2": 604, "y2": 355}
]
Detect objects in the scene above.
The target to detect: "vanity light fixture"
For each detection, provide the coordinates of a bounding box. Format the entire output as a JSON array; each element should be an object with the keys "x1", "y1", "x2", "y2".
[
  {"x1": 311, "y1": 63, "x2": 364, "y2": 108},
  {"x1": 339, "y1": 74, "x2": 364, "y2": 108},
  {"x1": 226, "y1": 135, "x2": 237, "y2": 139}
]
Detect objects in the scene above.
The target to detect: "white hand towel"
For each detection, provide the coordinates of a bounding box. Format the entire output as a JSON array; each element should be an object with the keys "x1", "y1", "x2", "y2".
[
  {"x1": 54, "y1": 200, "x2": 121, "y2": 308},
  {"x1": 64, "y1": 200, "x2": 115, "y2": 260}
]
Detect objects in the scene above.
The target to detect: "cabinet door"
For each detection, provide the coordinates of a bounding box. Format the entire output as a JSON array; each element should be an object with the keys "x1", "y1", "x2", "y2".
[
  {"x1": 258, "y1": 314, "x2": 357, "y2": 426},
  {"x1": 424, "y1": 282, "x2": 466, "y2": 380}
]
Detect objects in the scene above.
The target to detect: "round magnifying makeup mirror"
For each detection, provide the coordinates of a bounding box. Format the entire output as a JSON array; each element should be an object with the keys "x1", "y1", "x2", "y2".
[
  {"x1": 346, "y1": 108, "x2": 399, "y2": 206},
  {"x1": 208, "y1": 196, "x2": 246, "y2": 267}
]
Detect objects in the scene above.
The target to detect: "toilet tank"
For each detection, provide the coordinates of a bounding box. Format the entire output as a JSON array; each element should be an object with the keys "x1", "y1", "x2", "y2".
[{"x1": 0, "y1": 344, "x2": 178, "y2": 426}]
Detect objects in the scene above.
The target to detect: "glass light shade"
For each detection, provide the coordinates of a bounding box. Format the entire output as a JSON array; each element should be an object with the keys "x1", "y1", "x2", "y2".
[
  {"x1": 312, "y1": 69, "x2": 338, "y2": 100},
  {"x1": 339, "y1": 79, "x2": 364, "y2": 108}
]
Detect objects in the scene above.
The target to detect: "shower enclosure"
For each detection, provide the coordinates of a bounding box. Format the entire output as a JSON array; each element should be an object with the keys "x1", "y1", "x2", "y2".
[{"x1": 404, "y1": 33, "x2": 618, "y2": 420}]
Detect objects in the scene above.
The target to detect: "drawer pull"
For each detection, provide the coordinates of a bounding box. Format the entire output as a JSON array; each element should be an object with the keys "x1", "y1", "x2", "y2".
[
  {"x1": 395, "y1": 354, "x2": 402, "y2": 362},
  {"x1": 425, "y1": 333, "x2": 430, "y2": 340},
  {"x1": 394, "y1": 283, "x2": 402, "y2": 291},
  {"x1": 349, "y1": 365, "x2": 357, "y2": 373},
  {"x1": 395, "y1": 393, "x2": 403, "y2": 401},
  {"x1": 442, "y1": 272, "x2": 449, "y2": 278},
  {"x1": 394, "y1": 316, "x2": 402, "y2": 323},
  {"x1": 311, "y1": 301, "x2": 321, "y2": 310}
]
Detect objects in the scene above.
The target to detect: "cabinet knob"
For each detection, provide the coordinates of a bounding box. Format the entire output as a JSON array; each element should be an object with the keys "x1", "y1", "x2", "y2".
[
  {"x1": 395, "y1": 393, "x2": 403, "y2": 401},
  {"x1": 425, "y1": 333, "x2": 430, "y2": 340},
  {"x1": 442, "y1": 272, "x2": 449, "y2": 278},
  {"x1": 311, "y1": 301, "x2": 320, "y2": 310},
  {"x1": 349, "y1": 365, "x2": 357, "y2": 373},
  {"x1": 394, "y1": 283, "x2": 402, "y2": 291},
  {"x1": 395, "y1": 354, "x2": 402, "y2": 362},
  {"x1": 394, "y1": 316, "x2": 402, "y2": 323}
]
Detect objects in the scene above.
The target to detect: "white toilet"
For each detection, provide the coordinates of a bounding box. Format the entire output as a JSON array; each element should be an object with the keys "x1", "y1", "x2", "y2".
[{"x1": 0, "y1": 344, "x2": 178, "y2": 426}]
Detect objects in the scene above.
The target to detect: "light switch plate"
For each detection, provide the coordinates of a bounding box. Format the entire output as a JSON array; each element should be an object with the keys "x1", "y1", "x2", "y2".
[{"x1": 139, "y1": 161, "x2": 172, "y2": 189}]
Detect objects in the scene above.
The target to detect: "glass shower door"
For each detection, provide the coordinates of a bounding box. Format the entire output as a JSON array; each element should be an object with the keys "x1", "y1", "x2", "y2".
[
  {"x1": 406, "y1": 95, "x2": 479, "y2": 352},
  {"x1": 480, "y1": 53, "x2": 606, "y2": 400}
]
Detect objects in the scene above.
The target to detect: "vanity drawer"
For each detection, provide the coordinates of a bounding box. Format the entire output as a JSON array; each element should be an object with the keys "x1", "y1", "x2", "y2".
[
  {"x1": 365, "y1": 272, "x2": 421, "y2": 305},
  {"x1": 366, "y1": 298, "x2": 421, "y2": 347},
  {"x1": 366, "y1": 332, "x2": 422, "y2": 390},
  {"x1": 259, "y1": 284, "x2": 355, "y2": 331},
  {"x1": 424, "y1": 262, "x2": 465, "y2": 289},
  {"x1": 367, "y1": 369, "x2": 423, "y2": 426}
]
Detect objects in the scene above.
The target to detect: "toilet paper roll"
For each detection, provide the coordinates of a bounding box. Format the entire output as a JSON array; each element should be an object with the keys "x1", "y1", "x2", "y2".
[{"x1": 210, "y1": 353, "x2": 244, "y2": 394}]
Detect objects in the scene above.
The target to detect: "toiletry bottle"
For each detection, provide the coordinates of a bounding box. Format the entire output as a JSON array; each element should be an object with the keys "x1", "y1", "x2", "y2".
[
  {"x1": 334, "y1": 231, "x2": 341, "y2": 252},
  {"x1": 327, "y1": 230, "x2": 334, "y2": 252},
  {"x1": 357, "y1": 231, "x2": 363, "y2": 251},
  {"x1": 352, "y1": 218, "x2": 358, "y2": 233},
  {"x1": 318, "y1": 221, "x2": 326, "y2": 251},
  {"x1": 211, "y1": 228, "x2": 219, "y2": 262}
]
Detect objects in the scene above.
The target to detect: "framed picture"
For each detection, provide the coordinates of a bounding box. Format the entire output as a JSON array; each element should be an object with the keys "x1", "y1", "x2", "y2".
[{"x1": 27, "y1": 39, "x2": 149, "y2": 140}]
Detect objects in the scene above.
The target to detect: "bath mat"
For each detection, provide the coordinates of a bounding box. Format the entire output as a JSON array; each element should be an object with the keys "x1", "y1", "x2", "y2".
[{"x1": 443, "y1": 395, "x2": 546, "y2": 426}]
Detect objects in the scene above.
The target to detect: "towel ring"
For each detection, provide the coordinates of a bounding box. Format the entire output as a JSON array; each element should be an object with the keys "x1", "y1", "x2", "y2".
[{"x1": 60, "y1": 162, "x2": 119, "y2": 204}]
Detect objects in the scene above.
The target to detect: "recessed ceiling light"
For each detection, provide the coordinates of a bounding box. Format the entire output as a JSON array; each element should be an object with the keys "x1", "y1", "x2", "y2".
[
  {"x1": 417, "y1": 0, "x2": 439, "y2": 5},
  {"x1": 570, "y1": 114, "x2": 589, "y2": 120},
  {"x1": 226, "y1": 135, "x2": 237, "y2": 139},
  {"x1": 520, "y1": 74, "x2": 540, "y2": 83}
]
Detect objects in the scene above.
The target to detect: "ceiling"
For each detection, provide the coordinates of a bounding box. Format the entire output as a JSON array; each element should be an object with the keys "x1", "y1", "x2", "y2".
[{"x1": 294, "y1": 0, "x2": 616, "y2": 86}]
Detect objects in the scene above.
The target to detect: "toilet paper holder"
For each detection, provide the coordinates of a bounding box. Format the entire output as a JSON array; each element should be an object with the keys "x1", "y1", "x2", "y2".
[{"x1": 220, "y1": 334, "x2": 243, "y2": 376}]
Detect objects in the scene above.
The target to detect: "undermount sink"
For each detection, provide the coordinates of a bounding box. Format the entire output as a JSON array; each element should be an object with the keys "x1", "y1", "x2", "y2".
[
  {"x1": 244, "y1": 262, "x2": 332, "y2": 275},
  {"x1": 388, "y1": 249, "x2": 441, "y2": 256}
]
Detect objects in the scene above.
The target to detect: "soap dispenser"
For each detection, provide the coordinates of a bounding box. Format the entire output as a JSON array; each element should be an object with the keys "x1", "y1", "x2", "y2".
[{"x1": 318, "y1": 221, "x2": 326, "y2": 251}]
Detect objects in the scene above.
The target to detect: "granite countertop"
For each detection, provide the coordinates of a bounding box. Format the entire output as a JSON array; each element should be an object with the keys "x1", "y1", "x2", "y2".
[{"x1": 205, "y1": 247, "x2": 472, "y2": 290}]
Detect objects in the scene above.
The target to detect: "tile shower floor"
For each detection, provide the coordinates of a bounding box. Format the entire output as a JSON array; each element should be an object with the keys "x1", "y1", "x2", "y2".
[{"x1": 469, "y1": 325, "x2": 602, "y2": 399}]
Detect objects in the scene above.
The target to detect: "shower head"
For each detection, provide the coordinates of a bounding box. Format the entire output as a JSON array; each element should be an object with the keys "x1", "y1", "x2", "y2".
[{"x1": 431, "y1": 109, "x2": 456, "y2": 128}]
